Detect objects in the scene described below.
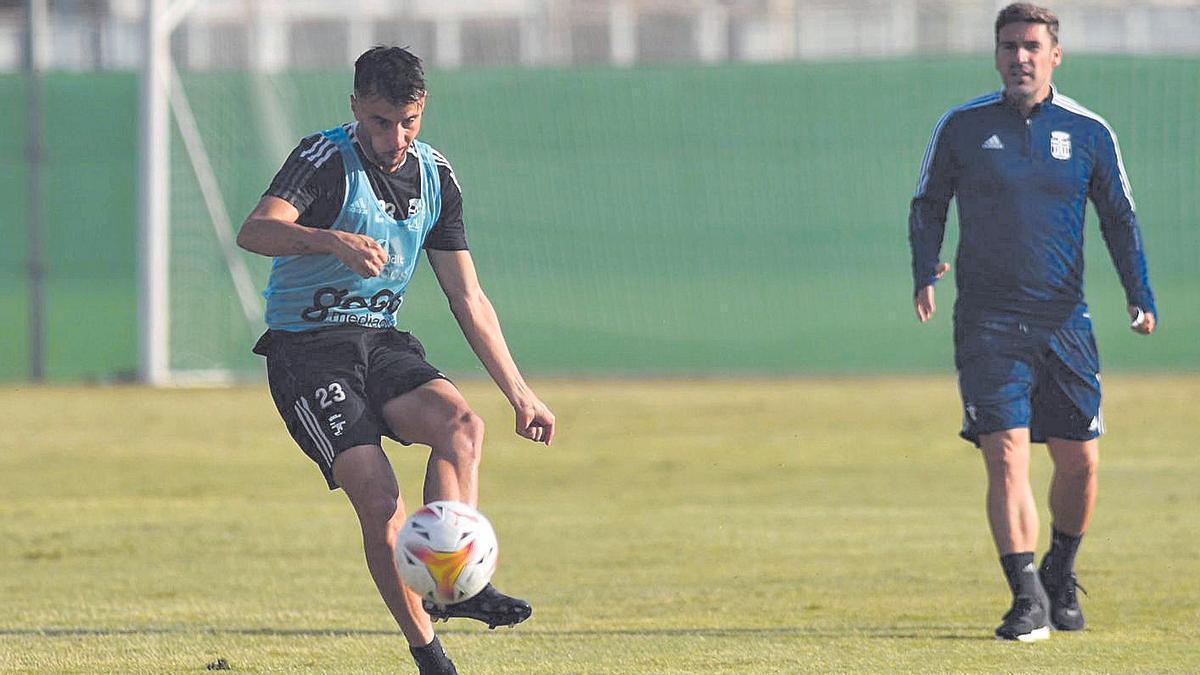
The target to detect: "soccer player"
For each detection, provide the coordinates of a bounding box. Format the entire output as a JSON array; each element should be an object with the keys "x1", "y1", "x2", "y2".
[
  {"x1": 908, "y1": 4, "x2": 1157, "y2": 642},
  {"x1": 237, "y1": 46, "x2": 555, "y2": 674}
]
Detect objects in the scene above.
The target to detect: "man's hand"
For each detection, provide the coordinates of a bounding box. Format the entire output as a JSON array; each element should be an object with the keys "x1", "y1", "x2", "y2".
[
  {"x1": 333, "y1": 232, "x2": 388, "y2": 278},
  {"x1": 914, "y1": 262, "x2": 951, "y2": 322},
  {"x1": 514, "y1": 396, "x2": 555, "y2": 445},
  {"x1": 1129, "y1": 305, "x2": 1156, "y2": 335}
]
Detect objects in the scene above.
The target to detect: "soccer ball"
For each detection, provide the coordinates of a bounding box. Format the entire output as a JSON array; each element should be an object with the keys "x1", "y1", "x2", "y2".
[{"x1": 395, "y1": 500, "x2": 498, "y2": 607}]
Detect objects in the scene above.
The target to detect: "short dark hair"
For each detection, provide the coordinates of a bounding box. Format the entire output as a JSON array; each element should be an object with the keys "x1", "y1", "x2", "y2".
[
  {"x1": 353, "y1": 46, "x2": 426, "y2": 106},
  {"x1": 995, "y1": 3, "x2": 1060, "y2": 45}
]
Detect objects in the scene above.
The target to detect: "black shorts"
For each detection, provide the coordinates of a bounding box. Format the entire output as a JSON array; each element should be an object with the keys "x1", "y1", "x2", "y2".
[{"x1": 253, "y1": 326, "x2": 449, "y2": 490}]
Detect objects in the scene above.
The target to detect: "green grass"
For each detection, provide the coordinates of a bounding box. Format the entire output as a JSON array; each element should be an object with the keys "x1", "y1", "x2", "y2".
[{"x1": 2, "y1": 377, "x2": 1198, "y2": 673}]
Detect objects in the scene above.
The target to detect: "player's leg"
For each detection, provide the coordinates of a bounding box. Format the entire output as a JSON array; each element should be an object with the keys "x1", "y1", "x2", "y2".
[
  {"x1": 956, "y1": 317, "x2": 1049, "y2": 641},
  {"x1": 979, "y1": 429, "x2": 1040, "y2": 555},
  {"x1": 1039, "y1": 324, "x2": 1103, "y2": 539},
  {"x1": 333, "y1": 445, "x2": 458, "y2": 674},
  {"x1": 1036, "y1": 437, "x2": 1095, "y2": 631},
  {"x1": 979, "y1": 429, "x2": 1050, "y2": 641},
  {"x1": 380, "y1": 378, "x2": 483, "y2": 506},
  {"x1": 365, "y1": 331, "x2": 482, "y2": 505},
  {"x1": 1032, "y1": 325, "x2": 1103, "y2": 631},
  {"x1": 380, "y1": 379, "x2": 532, "y2": 628},
  {"x1": 332, "y1": 445, "x2": 434, "y2": 644},
  {"x1": 1046, "y1": 438, "x2": 1098, "y2": 537},
  {"x1": 333, "y1": 447, "x2": 458, "y2": 673}
]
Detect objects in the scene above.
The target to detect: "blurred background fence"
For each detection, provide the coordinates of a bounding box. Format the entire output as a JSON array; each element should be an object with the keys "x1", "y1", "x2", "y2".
[{"x1": 2, "y1": 0, "x2": 1198, "y2": 381}]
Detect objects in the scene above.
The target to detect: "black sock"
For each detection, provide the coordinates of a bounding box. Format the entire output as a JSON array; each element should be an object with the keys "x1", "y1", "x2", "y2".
[
  {"x1": 410, "y1": 635, "x2": 457, "y2": 675},
  {"x1": 1000, "y1": 552, "x2": 1039, "y2": 598},
  {"x1": 1045, "y1": 527, "x2": 1083, "y2": 573}
]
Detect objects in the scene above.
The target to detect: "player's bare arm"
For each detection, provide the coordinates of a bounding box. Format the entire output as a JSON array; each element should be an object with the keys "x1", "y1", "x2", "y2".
[
  {"x1": 427, "y1": 249, "x2": 556, "y2": 445},
  {"x1": 914, "y1": 262, "x2": 951, "y2": 322},
  {"x1": 237, "y1": 195, "x2": 388, "y2": 278}
]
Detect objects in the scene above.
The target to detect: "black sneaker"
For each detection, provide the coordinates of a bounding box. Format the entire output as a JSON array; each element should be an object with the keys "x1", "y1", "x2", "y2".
[
  {"x1": 995, "y1": 595, "x2": 1051, "y2": 642},
  {"x1": 1039, "y1": 558, "x2": 1087, "y2": 631},
  {"x1": 423, "y1": 584, "x2": 532, "y2": 629}
]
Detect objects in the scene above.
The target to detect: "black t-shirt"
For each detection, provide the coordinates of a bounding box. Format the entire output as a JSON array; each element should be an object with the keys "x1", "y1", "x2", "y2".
[{"x1": 264, "y1": 123, "x2": 468, "y2": 250}]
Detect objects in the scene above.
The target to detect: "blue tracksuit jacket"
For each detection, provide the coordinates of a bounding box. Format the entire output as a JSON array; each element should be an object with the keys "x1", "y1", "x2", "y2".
[{"x1": 909, "y1": 86, "x2": 1156, "y2": 324}]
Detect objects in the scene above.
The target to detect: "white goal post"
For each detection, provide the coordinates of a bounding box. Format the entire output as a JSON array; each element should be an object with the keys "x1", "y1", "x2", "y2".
[
  {"x1": 138, "y1": 0, "x2": 266, "y2": 385},
  {"x1": 137, "y1": 0, "x2": 170, "y2": 385}
]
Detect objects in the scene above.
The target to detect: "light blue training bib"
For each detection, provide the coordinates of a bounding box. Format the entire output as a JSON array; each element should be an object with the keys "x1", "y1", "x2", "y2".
[{"x1": 263, "y1": 125, "x2": 442, "y2": 331}]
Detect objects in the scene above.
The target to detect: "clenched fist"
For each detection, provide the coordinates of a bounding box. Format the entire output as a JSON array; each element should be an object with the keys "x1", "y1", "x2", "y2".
[{"x1": 333, "y1": 232, "x2": 389, "y2": 278}]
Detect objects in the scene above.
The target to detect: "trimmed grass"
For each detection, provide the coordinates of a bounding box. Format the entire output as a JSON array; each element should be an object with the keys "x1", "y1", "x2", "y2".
[{"x1": 2, "y1": 377, "x2": 1198, "y2": 673}]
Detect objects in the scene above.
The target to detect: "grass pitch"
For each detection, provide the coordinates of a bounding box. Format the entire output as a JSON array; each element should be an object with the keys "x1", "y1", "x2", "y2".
[{"x1": 3, "y1": 376, "x2": 1198, "y2": 673}]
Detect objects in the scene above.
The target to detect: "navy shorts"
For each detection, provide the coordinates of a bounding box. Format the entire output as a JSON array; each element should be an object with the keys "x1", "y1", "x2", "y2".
[
  {"x1": 253, "y1": 326, "x2": 449, "y2": 489},
  {"x1": 954, "y1": 315, "x2": 1103, "y2": 447}
]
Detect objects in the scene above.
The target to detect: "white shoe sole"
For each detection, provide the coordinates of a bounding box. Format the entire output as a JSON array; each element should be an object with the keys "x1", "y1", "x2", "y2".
[{"x1": 996, "y1": 625, "x2": 1051, "y2": 642}]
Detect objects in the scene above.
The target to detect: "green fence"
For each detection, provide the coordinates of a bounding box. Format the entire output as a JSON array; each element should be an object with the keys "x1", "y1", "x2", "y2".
[{"x1": 2, "y1": 57, "x2": 1196, "y2": 381}]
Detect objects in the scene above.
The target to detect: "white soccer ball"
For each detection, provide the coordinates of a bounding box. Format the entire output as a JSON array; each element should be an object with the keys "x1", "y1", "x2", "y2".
[{"x1": 395, "y1": 500, "x2": 498, "y2": 607}]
